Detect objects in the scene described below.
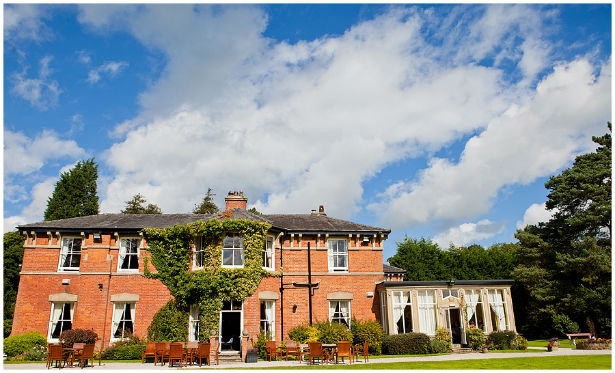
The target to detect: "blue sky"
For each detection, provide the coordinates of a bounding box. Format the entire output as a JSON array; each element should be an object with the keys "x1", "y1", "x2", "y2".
[{"x1": 3, "y1": 4, "x2": 612, "y2": 261}]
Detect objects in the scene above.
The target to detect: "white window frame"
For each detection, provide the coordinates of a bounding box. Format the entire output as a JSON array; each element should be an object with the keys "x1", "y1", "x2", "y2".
[
  {"x1": 463, "y1": 288, "x2": 486, "y2": 331},
  {"x1": 327, "y1": 238, "x2": 349, "y2": 272},
  {"x1": 48, "y1": 302, "x2": 74, "y2": 342},
  {"x1": 442, "y1": 289, "x2": 459, "y2": 299},
  {"x1": 392, "y1": 290, "x2": 413, "y2": 334},
  {"x1": 118, "y1": 238, "x2": 140, "y2": 272},
  {"x1": 111, "y1": 302, "x2": 136, "y2": 342},
  {"x1": 222, "y1": 235, "x2": 244, "y2": 268},
  {"x1": 262, "y1": 236, "x2": 275, "y2": 271},
  {"x1": 189, "y1": 305, "x2": 200, "y2": 342},
  {"x1": 58, "y1": 237, "x2": 82, "y2": 272},
  {"x1": 329, "y1": 300, "x2": 351, "y2": 327},
  {"x1": 193, "y1": 236, "x2": 205, "y2": 270},
  {"x1": 260, "y1": 300, "x2": 275, "y2": 340},
  {"x1": 487, "y1": 289, "x2": 510, "y2": 331},
  {"x1": 417, "y1": 289, "x2": 438, "y2": 335}
]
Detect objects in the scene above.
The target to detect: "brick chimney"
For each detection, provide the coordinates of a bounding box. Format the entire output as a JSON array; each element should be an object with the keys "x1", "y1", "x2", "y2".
[
  {"x1": 225, "y1": 191, "x2": 247, "y2": 211},
  {"x1": 318, "y1": 205, "x2": 326, "y2": 216}
]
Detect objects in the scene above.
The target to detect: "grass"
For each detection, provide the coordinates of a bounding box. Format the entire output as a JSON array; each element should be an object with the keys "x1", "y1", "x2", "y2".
[
  {"x1": 527, "y1": 339, "x2": 574, "y2": 348},
  {"x1": 261, "y1": 355, "x2": 611, "y2": 370}
]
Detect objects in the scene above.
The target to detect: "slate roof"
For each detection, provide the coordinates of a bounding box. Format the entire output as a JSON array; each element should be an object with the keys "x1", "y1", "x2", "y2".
[
  {"x1": 18, "y1": 209, "x2": 389, "y2": 234},
  {"x1": 383, "y1": 279, "x2": 515, "y2": 287},
  {"x1": 383, "y1": 264, "x2": 407, "y2": 274}
]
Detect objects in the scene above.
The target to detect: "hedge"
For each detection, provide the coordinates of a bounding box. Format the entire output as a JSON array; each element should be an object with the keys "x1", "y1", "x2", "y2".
[
  {"x1": 382, "y1": 333, "x2": 431, "y2": 355},
  {"x1": 351, "y1": 319, "x2": 383, "y2": 355},
  {"x1": 3, "y1": 332, "x2": 47, "y2": 358},
  {"x1": 487, "y1": 330, "x2": 519, "y2": 350}
]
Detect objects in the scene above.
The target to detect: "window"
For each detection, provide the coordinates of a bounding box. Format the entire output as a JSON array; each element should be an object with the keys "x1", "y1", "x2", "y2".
[
  {"x1": 327, "y1": 239, "x2": 348, "y2": 272},
  {"x1": 260, "y1": 301, "x2": 275, "y2": 339},
  {"x1": 464, "y1": 289, "x2": 485, "y2": 330},
  {"x1": 329, "y1": 300, "x2": 351, "y2": 327},
  {"x1": 222, "y1": 300, "x2": 243, "y2": 310},
  {"x1": 262, "y1": 236, "x2": 274, "y2": 270},
  {"x1": 487, "y1": 289, "x2": 509, "y2": 331},
  {"x1": 194, "y1": 237, "x2": 205, "y2": 269},
  {"x1": 111, "y1": 302, "x2": 135, "y2": 341},
  {"x1": 392, "y1": 291, "x2": 413, "y2": 334},
  {"x1": 48, "y1": 302, "x2": 73, "y2": 341},
  {"x1": 417, "y1": 290, "x2": 437, "y2": 335},
  {"x1": 58, "y1": 238, "x2": 82, "y2": 271},
  {"x1": 379, "y1": 293, "x2": 388, "y2": 334},
  {"x1": 442, "y1": 289, "x2": 459, "y2": 299},
  {"x1": 222, "y1": 236, "x2": 244, "y2": 267},
  {"x1": 189, "y1": 305, "x2": 200, "y2": 342},
  {"x1": 118, "y1": 238, "x2": 140, "y2": 271}
]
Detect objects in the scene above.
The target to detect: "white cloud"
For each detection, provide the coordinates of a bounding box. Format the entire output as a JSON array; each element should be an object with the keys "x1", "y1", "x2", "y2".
[
  {"x1": 4, "y1": 177, "x2": 57, "y2": 233},
  {"x1": 87, "y1": 61, "x2": 129, "y2": 84},
  {"x1": 4, "y1": 4, "x2": 50, "y2": 41},
  {"x1": 4, "y1": 129, "x2": 86, "y2": 176},
  {"x1": 77, "y1": 50, "x2": 91, "y2": 64},
  {"x1": 516, "y1": 202, "x2": 556, "y2": 229},
  {"x1": 433, "y1": 219, "x2": 505, "y2": 247},
  {"x1": 11, "y1": 56, "x2": 61, "y2": 110},
  {"x1": 373, "y1": 58, "x2": 611, "y2": 230},
  {"x1": 75, "y1": 4, "x2": 610, "y2": 224}
]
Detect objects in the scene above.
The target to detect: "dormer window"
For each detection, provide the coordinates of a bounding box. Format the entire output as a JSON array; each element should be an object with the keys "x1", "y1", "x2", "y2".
[
  {"x1": 222, "y1": 235, "x2": 244, "y2": 268},
  {"x1": 327, "y1": 239, "x2": 348, "y2": 272}
]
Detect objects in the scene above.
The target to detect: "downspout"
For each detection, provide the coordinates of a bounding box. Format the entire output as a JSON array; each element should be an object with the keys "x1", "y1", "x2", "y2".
[
  {"x1": 278, "y1": 233, "x2": 284, "y2": 340},
  {"x1": 308, "y1": 241, "x2": 313, "y2": 325},
  {"x1": 100, "y1": 234, "x2": 114, "y2": 349}
]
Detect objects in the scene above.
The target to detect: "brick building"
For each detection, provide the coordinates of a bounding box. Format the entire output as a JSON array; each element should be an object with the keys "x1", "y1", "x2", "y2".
[{"x1": 12, "y1": 191, "x2": 515, "y2": 355}]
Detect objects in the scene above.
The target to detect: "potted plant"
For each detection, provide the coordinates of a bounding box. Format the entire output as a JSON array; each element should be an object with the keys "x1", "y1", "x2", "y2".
[
  {"x1": 481, "y1": 344, "x2": 489, "y2": 353},
  {"x1": 547, "y1": 338, "x2": 559, "y2": 352}
]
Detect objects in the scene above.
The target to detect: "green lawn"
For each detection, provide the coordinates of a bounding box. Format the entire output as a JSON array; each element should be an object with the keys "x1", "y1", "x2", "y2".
[
  {"x1": 527, "y1": 339, "x2": 574, "y2": 348},
  {"x1": 262, "y1": 355, "x2": 611, "y2": 370}
]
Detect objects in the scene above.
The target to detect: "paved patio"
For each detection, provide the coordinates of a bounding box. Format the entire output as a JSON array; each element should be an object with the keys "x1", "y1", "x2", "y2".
[{"x1": 4, "y1": 348, "x2": 610, "y2": 370}]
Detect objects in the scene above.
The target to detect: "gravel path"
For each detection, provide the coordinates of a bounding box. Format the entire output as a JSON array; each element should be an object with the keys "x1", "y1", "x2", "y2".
[{"x1": 4, "y1": 348, "x2": 610, "y2": 370}]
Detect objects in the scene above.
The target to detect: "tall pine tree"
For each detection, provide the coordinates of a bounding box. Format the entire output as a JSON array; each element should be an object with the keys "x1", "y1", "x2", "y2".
[
  {"x1": 513, "y1": 124, "x2": 611, "y2": 337},
  {"x1": 192, "y1": 188, "x2": 219, "y2": 214},
  {"x1": 121, "y1": 193, "x2": 162, "y2": 214},
  {"x1": 44, "y1": 158, "x2": 99, "y2": 221}
]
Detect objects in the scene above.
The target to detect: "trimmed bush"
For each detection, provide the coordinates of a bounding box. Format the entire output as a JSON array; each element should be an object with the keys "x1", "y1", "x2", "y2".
[
  {"x1": 288, "y1": 324, "x2": 320, "y2": 344},
  {"x1": 101, "y1": 333, "x2": 145, "y2": 360},
  {"x1": 147, "y1": 299, "x2": 188, "y2": 342},
  {"x1": 315, "y1": 322, "x2": 353, "y2": 344},
  {"x1": 466, "y1": 328, "x2": 485, "y2": 350},
  {"x1": 351, "y1": 319, "x2": 384, "y2": 355},
  {"x1": 434, "y1": 328, "x2": 452, "y2": 351},
  {"x1": 3, "y1": 331, "x2": 47, "y2": 358},
  {"x1": 487, "y1": 330, "x2": 518, "y2": 350},
  {"x1": 59, "y1": 328, "x2": 98, "y2": 347},
  {"x1": 382, "y1": 333, "x2": 431, "y2": 355},
  {"x1": 429, "y1": 339, "x2": 450, "y2": 353}
]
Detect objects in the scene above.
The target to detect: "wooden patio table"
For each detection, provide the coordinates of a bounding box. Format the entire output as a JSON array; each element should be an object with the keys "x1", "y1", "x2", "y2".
[
  {"x1": 322, "y1": 344, "x2": 337, "y2": 364},
  {"x1": 62, "y1": 347, "x2": 83, "y2": 368}
]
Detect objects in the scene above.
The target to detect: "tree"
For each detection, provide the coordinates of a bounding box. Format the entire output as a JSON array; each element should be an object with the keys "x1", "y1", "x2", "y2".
[
  {"x1": 192, "y1": 188, "x2": 219, "y2": 214},
  {"x1": 247, "y1": 207, "x2": 261, "y2": 215},
  {"x1": 512, "y1": 125, "x2": 611, "y2": 338},
  {"x1": 4, "y1": 231, "x2": 25, "y2": 337},
  {"x1": 121, "y1": 194, "x2": 162, "y2": 214},
  {"x1": 44, "y1": 158, "x2": 99, "y2": 221}
]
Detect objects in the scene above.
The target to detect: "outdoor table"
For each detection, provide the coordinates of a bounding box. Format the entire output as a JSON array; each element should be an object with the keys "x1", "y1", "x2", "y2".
[
  {"x1": 300, "y1": 344, "x2": 309, "y2": 363},
  {"x1": 322, "y1": 344, "x2": 337, "y2": 364},
  {"x1": 62, "y1": 347, "x2": 83, "y2": 368},
  {"x1": 184, "y1": 347, "x2": 197, "y2": 365}
]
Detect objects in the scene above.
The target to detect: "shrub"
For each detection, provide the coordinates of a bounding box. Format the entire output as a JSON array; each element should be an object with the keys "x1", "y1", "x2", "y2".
[
  {"x1": 513, "y1": 334, "x2": 528, "y2": 350},
  {"x1": 59, "y1": 328, "x2": 98, "y2": 347},
  {"x1": 23, "y1": 345, "x2": 48, "y2": 361},
  {"x1": 552, "y1": 314, "x2": 580, "y2": 336},
  {"x1": 288, "y1": 324, "x2": 320, "y2": 343},
  {"x1": 101, "y1": 343, "x2": 145, "y2": 360},
  {"x1": 315, "y1": 322, "x2": 353, "y2": 344},
  {"x1": 382, "y1": 333, "x2": 431, "y2": 355},
  {"x1": 434, "y1": 328, "x2": 452, "y2": 351},
  {"x1": 252, "y1": 330, "x2": 271, "y2": 359},
  {"x1": 487, "y1": 330, "x2": 518, "y2": 350},
  {"x1": 3, "y1": 331, "x2": 47, "y2": 358},
  {"x1": 466, "y1": 328, "x2": 485, "y2": 350},
  {"x1": 429, "y1": 339, "x2": 450, "y2": 353},
  {"x1": 147, "y1": 299, "x2": 188, "y2": 342},
  {"x1": 351, "y1": 319, "x2": 384, "y2": 355}
]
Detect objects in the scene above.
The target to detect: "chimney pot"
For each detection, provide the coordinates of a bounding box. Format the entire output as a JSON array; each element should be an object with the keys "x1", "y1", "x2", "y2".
[
  {"x1": 311, "y1": 209, "x2": 317, "y2": 215},
  {"x1": 225, "y1": 190, "x2": 248, "y2": 211}
]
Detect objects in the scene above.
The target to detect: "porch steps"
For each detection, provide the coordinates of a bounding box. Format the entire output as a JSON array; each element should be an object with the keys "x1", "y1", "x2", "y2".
[
  {"x1": 218, "y1": 351, "x2": 242, "y2": 363},
  {"x1": 451, "y1": 344, "x2": 473, "y2": 354}
]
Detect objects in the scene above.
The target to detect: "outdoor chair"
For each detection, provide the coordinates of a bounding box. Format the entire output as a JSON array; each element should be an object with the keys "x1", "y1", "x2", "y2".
[
  {"x1": 352, "y1": 340, "x2": 368, "y2": 363},
  {"x1": 71, "y1": 343, "x2": 86, "y2": 365},
  {"x1": 266, "y1": 341, "x2": 281, "y2": 361},
  {"x1": 335, "y1": 341, "x2": 352, "y2": 364},
  {"x1": 155, "y1": 342, "x2": 171, "y2": 365},
  {"x1": 285, "y1": 341, "x2": 302, "y2": 362},
  {"x1": 46, "y1": 344, "x2": 66, "y2": 369},
  {"x1": 220, "y1": 336, "x2": 234, "y2": 350},
  {"x1": 194, "y1": 342, "x2": 213, "y2": 366},
  {"x1": 168, "y1": 342, "x2": 185, "y2": 368},
  {"x1": 76, "y1": 344, "x2": 95, "y2": 368},
  {"x1": 141, "y1": 342, "x2": 157, "y2": 364},
  {"x1": 185, "y1": 341, "x2": 198, "y2": 365},
  {"x1": 308, "y1": 342, "x2": 324, "y2": 365}
]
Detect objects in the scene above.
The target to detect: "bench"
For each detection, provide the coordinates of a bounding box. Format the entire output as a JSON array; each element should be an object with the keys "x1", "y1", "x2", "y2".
[{"x1": 566, "y1": 333, "x2": 593, "y2": 345}]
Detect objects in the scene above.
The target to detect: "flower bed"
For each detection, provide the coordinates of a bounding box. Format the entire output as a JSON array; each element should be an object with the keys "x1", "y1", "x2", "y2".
[{"x1": 575, "y1": 339, "x2": 612, "y2": 350}]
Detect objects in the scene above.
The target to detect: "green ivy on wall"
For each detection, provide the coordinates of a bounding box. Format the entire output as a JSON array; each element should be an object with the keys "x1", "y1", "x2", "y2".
[{"x1": 143, "y1": 218, "x2": 278, "y2": 341}]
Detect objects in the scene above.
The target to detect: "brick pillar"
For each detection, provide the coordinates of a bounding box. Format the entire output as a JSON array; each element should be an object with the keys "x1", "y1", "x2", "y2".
[{"x1": 241, "y1": 335, "x2": 249, "y2": 361}]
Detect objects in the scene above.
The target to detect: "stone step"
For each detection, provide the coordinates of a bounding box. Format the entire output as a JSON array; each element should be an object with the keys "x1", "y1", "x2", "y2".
[{"x1": 218, "y1": 351, "x2": 242, "y2": 363}]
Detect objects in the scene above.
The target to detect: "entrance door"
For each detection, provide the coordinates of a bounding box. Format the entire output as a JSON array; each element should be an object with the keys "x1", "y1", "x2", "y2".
[
  {"x1": 219, "y1": 301, "x2": 242, "y2": 352},
  {"x1": 445, "y1": 308, "x2": 464, "y2": 344}
]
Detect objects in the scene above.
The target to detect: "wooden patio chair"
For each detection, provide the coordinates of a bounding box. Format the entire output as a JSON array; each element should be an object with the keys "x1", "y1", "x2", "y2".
[
  {"x1": 184, "y1": 341, "x2": 198, "y2": 365},
  {"x1": 76, "y1": 344, "x2": 95, "y2": 368},
  {"x1": 155, "y1": 342, "x2": 170, "y2": 365},
  {"x1": 285, "y1": 340, "x2": 302, "y2": 362},
  {"x1": 308, "y1": 342, "x2": 324, "y2": 365},
  {"x1": 335, "y1": 341, "x2": 352, "y2": 364},
  {"x1": 352, "y1": 340, "x2": 368, "y2": 363},
  {"x1": 168, "y1": 342, "x2": 185, "y2": 368},
  {"x1": 46, "y1": 344, "x2": 66, "y2": 369},
  {"x1": 266, "y1": 340, "x2": 280, "y2": 361},
  {"x1": 193, "y1": 342, "x2": 213, "y2": 366},
  {"x1": 141, "y1": 342, "x2": 157, "y2": 364}
]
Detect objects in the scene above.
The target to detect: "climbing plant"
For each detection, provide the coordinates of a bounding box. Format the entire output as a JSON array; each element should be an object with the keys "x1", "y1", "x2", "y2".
[{"x1": 143, "y1": 218, "x2": 277, "y2": 341}]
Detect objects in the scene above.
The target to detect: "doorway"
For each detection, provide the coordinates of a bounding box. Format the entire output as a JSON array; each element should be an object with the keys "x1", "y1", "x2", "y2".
[
  {"x1": 219, "y1": 301, "x2": 242, "y2": 352},
  {"x1": 445, "y1": 308, "x2": 463, "y2": 344}
]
